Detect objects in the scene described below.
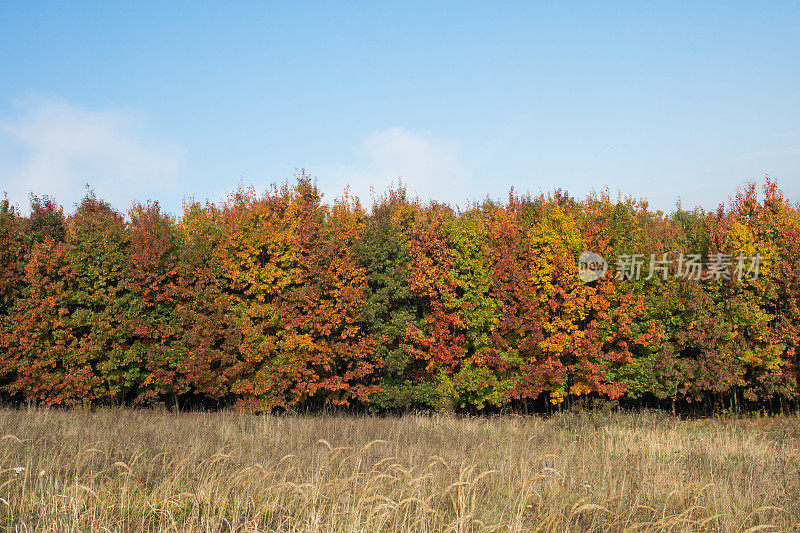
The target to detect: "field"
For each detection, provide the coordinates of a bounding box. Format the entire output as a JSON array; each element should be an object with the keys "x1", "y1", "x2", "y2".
[{"x1": 0, "y1": 408, "x2": 798, "y2": 532}]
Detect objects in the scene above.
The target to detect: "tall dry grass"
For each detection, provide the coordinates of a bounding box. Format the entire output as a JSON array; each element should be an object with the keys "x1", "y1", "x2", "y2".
[{"x1": 0, "y1": 407, "x2": 798, "y2": 532}]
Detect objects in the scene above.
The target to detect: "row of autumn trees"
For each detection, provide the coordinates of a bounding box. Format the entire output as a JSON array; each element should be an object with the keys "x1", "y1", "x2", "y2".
[{"x1": 1, "y1": 175, "x2": 799, "y2": 412}]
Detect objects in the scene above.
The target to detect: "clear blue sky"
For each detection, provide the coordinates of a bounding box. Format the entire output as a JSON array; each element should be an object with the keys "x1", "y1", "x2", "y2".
[{"x1": 1, "y1": 1, "x2": 798, "y2": 215}]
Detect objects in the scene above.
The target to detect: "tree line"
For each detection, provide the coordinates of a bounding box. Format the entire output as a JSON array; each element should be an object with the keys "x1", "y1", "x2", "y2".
[{"x1": 1, "y1": 175, "x2": 798, "y2": 413}]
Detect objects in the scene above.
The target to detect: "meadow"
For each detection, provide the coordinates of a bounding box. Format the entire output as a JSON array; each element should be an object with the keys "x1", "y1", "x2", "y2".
[{"x1": 1, "y1": 407, "x2": 798, "y2": 532}]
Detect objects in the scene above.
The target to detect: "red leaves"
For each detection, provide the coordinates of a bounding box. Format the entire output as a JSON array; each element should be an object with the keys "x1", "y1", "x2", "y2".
[
  {"x1": 403, "y1": 203, "x2": 465, "y2": 374},
  {"x1": 0, "y1": 177, "x2": 798, "y2": 412}
]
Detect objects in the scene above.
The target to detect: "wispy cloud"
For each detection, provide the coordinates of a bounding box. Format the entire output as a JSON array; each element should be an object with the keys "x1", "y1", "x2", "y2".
[
  {"x1": 317, "y1": 127, "x2": 468, "y2": 207},
  {"x1": 0, "y1": 96, "x2": 185, "y2": 213},
  {"x1": 728, "y1": 143, "x2": 800, "y2": 162}
]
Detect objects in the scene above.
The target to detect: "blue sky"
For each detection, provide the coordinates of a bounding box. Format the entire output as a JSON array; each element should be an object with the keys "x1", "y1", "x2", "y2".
[{"x1": 1, "y1": 1, "x2": 798, "y2": 215}]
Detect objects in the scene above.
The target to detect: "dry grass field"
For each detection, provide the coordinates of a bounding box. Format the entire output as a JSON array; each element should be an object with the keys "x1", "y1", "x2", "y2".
[{"x1": 0, "y1": 407, "x2": 798, "y2": 532}]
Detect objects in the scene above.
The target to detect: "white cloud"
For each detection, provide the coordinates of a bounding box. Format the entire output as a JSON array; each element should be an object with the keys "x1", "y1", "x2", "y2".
[
  {"x1": 0, "y1": 96, "x2": 185, "y2": 213},
  {"x1": 318, "y1": 127, "x2": 469, "y2": 207}
]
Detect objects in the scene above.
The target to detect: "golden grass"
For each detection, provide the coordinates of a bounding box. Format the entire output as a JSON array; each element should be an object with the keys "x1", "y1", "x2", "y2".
[{"x1": 0, "y1": 407, "x2": 798, "y2": 532}]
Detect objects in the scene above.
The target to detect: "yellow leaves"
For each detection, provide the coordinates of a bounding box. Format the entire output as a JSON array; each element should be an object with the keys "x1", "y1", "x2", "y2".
[
  {"x1": 529, "y1": 206, "x2": 583, "y2": 256},
  {"x1": 569, "y1": 383, "x2": 591, "y2": 396},
  {"x1": 549, "y1": 387, "x2": 566, "y2": 404},
  {"x1": 724, "y1": 220, "x2": 777, "y2": 282}
]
